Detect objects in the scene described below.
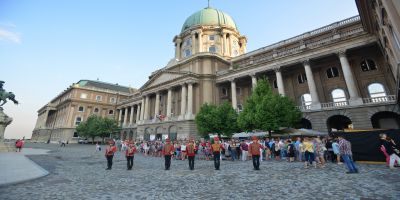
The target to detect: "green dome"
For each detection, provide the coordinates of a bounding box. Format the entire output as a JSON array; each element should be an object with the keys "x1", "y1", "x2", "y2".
[{"x1": 181, "y1": 7, "x2": 237, "y2": 32}]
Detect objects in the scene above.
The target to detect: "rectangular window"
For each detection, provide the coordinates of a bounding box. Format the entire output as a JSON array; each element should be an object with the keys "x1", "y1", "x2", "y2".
[
  {"x1": 236, "y1": 87, "x2": 242, "y2": 95},
  {"x1": 209, "y1": 35, "x2": 215, "y2": 41},
  {"x1": 78, "y1": 106, "x2": 84, "y2": 112},
  {"x1": 96, "y1": 95, "x2": 102, "y2": 101},
  {"x1": 80, "y1": 93, "x2": 87, "y2": 99},
  {"x1": 110, "y1": 97, "x2": 116, "y2": 103},
  {"x1": 209, "y1": 46, "x2": 216, "y2": 53},
  {"x1": 108, "y1": 110, "x2": 114, "y2": 115}
]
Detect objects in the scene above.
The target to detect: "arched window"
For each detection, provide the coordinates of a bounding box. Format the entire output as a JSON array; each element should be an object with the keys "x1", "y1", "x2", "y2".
[
  {"x1": 184, "y1": 49, "x2": 191, "y2": 57},
  {"x1": 368, "y1": 83, "x2": 386, "y2": 98},
  {"x1": 75, "y1": 117, "x2": 82, "y2": 126},
  {"x1": 94, "y1": 108, "x2": 99, "y2": 113},
  {"x1": 301, "y1": 93, "x2": 312, "y2": 106},
  {"x1": 361, "y1": 59, "x2": 377, "y2": 71},
  {"x1": 326, "y1": 67, "x2": 339, "y2": 78},
  {"x1": 332, "y1": 89, "x2": 347, "y2": 102},
  {"x1": 297, "y1": 73, "x2": 307, "y2": 84},
  {"x1": 78, "y1": 106, "x2": 84, "y2": 112}
]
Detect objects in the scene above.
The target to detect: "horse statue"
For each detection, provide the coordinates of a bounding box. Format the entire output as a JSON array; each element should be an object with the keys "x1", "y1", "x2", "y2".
[{"x1": 0, "y1": 92, "x2": 19, "y2": 107}]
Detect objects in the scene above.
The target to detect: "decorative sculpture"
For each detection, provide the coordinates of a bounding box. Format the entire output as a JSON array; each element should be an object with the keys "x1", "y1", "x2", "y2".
[{"x1": 0, "y1": 81, "x2": 18, "y2": 151}]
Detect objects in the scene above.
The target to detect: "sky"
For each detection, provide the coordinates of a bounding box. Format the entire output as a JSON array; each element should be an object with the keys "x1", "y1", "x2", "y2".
[{"x1": 0, "y1": 0, "x2": 359, "y2": 139}]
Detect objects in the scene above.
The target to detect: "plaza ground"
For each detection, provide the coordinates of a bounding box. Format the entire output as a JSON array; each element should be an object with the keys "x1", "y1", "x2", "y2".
[{"x1": 0, "y1": 143, "x2": 399, "y2": 200}]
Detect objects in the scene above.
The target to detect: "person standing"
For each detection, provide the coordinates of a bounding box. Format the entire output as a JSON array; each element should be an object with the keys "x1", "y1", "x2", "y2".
[
  {"x1": 105, "y1": 141, "x2": 117, "y2": 170},
  {"x1": 249, "y1": 136, "x2": 262, "y2": 170},
  {"x1": 303, "y1": 137, "x2": 316, "y2": 169},
  {"x1": 287, "y1": 140, "x2": 295, "y2": 162},
  {"x1": 125, "y1": 142, "x2": 137, "y2": 170},
  {"x1": 211, "y1": 137, "x2": 223, "y2": 170},
  {"x1": 186, "y1": 139, "x2": 196, "y2": 170},
  {"x1": 380, "y1": 133, "x2": 400, "y2": 169},
  {"x1": 162, "y1": 138, "x2": 175, "y2": 170},
  {"x1": 15, "y1": 139, "x2": 24, "y2": 152},
  {"x1": 332, "y1": 139, "x2": 342, "y2": 164},
  {"x1": 338, "y1": 136, "x2": 358, "y2": 174},
  {"x1": 240, "y1": 140, "x2": 249, "y2": 161}
]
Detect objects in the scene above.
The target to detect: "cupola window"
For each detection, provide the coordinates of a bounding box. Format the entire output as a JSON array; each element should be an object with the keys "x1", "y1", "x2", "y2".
[{"x1": 209, "y1": 46, "x2": 216, "y2": 53}]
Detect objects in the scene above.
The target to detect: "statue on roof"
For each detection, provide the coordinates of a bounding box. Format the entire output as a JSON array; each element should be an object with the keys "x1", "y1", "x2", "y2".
[{"x1": 0, "y1": 81, "x2": 19, "y2": 107}]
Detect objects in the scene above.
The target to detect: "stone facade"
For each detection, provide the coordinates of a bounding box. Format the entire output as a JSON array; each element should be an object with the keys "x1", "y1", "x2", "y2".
[
  {"x1": 31, "y1": 80, "x2": 133, "y2": 143},
  {"x1": 117, "y1": 5, "x2": 400, "y2": 140}
]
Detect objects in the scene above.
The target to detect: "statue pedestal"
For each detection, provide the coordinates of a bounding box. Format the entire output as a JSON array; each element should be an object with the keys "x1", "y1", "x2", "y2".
[{"x1": 0, "y1": 108, "x2": 14, "y2": 152}]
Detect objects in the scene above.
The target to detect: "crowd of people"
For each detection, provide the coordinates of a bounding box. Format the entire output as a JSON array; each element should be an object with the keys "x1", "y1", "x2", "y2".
[{"x1": 100, "y1": 134, "x2": 400, "y2": 174}]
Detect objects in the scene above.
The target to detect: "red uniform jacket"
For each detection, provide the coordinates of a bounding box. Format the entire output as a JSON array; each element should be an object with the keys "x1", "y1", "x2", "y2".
[
  {"x1": 249, "y1": 142, "x2": 262, "y2": 156},
  {"x1": 105, "y1": 146, "x2": 117, "y2": 156},
  {"x1": 162, "y1": 143, "x2": 174, "y2": 156},
  {"x1": 125, "y1": 146, "x2": 137, "y2": 157},
  {"x1": 186, "y1": 143, "x2": 196, "y2": 157},
  {"x1": 211, "y1": 143, "x2": 223, "y2": 153}
]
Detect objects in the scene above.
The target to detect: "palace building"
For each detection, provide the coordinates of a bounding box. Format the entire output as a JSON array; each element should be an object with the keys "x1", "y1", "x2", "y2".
[
  {"x1": 32, "y1": 1, "x2": 400, "y2": 142},
  {"x1": 116, "y1": 2, "x2": 400, "y2": 141},
  {"x1": 31, "y1": 80, "x2": 133, "y2": 143}
]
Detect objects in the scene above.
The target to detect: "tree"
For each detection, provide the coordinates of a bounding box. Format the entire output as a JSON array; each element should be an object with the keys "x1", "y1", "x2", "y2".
[
  {"x1": 195, "y1": 102, "x2": 239, "y2": 138},
  {"x1": 238, "y1": 78, "x2": 301, "y2": 137},
  {"x1": 76, "y1": 115, "x2": 120, "y2": 143}
]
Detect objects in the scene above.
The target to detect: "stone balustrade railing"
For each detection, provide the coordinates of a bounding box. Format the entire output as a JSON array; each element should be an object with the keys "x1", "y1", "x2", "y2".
[
  {"x1": 363, "y1": 95, "x2": 396, "y2": 104},
  {"x1": 321, "y1": 101, "x2": 349, "y2": 109}
]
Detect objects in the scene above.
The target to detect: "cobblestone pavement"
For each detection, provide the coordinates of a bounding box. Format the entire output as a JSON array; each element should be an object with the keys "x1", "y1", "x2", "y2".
[{"x1": 0, "y1": 143, "x2": 399, "y2": 200}]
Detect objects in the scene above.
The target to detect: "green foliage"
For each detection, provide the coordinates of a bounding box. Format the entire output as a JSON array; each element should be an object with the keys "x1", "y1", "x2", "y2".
[
  {"x1": 76, "y1": 115, "x2": 120, "y2": 142},
  {"x1": 195, "y1": 102, "x2": 238, "y2": 138},
  {"x1": 238, "y1": 78, "x2": 301, "y2": 134}
]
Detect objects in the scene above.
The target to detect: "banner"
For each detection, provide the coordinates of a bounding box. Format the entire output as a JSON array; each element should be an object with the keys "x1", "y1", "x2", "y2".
[{"x1": 331, "y1": 129, "x2": 400, "y2": 162}]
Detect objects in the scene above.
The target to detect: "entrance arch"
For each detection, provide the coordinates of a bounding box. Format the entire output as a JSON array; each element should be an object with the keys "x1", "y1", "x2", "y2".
[
  {"x1": 299, "y1": 118, "x2": 312, "y2": 129},
  {"x1": 156, "y1": 126, "x2": 163, "y2": 141},
  {"x1": 144, "y1": 128, "x2": 152, "y2": 141},
  {"x1": 168, "y1": 126, "x2": 177, "y2": 141},
  {"x1": 327, "y1": 115, "x2": 352, "y2": 132},
  {"x1": 129, "y1": 130, "x2": 133, "y2": 140},
  {"x1": 371, "y1": 111, "x2": 400, "y2": 129}
]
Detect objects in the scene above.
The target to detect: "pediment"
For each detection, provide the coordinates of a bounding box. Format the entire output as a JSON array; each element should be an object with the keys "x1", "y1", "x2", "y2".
[{"x1": 142, "y1": 71, "x2": 187, "y2": 89}]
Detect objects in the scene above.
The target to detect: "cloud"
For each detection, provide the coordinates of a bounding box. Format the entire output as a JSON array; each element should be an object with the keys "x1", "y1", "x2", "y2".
[{"x1": 0, "y1": 28, "x2": 21, "y2": 44}]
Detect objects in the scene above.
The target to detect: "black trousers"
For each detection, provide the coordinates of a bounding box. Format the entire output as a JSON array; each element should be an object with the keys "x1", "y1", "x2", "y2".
[
  {"x1": 164, "y1": 155, "x2": 171, "y2": 170},
  {"x1": 106, "y1": 155, "x2": 113, "y2": 169},
  {"x1": 252, "y1": 155, "x2": 260, "y2": 170},
  {"x1": 188, "y1": 156, "x2": 195, "y2": 170},
  {"x1": 213, "y1": 152, "x2": 220, "y2": 170},
  {"x1": 126, "y1": 156, "x2": 134, "y2": 169}
]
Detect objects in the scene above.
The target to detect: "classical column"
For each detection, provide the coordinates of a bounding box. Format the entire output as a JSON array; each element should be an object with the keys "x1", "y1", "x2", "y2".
[
  {"x1": 275, "y1": 68, "x2": 285, "y2": 96},
  {"x1": 154, "y1": 92, "x2": 160, "y2": 118},
  {"x1": 135, "y1": 104, "x2": 140, "y2": 123},
  {"x1": 118, "y1": 109, "x2": 123, "y2": 126},
  {"x1": 230, "y1": 79, "x2": 237, "y2": 110},
  {"x1": 129, "y1": 105, "x2": 134, "y2": 126},
  {"x1": 198, "y1": 31, "x2": 202, "y2": 53},
  {"x1": 67, "y1": 106, "x2": 75, "y2": 127},
  {"x1": 140, "y1": 97, "x2": 145, "y2": 121},
  {"x1": 251, "y1": 74, "x2": 257, "y2": 90},
  {"x1": 123, "y1": 107, "x2": 128, "y2": 127},
  {"x1": 191, "y1": 31, "x2": 196, "y2": 54},
  {"x1": 223, "y1": 33, "x2": 228, "y2": 56},
  {"x1": 175, "y1": 38, "x2": 182, "y2": 60},
  {"x1": 144, "y1": 95, "x2": 150, "y2": 120},
  {"x1": 166, "y1": 89, "x2": 172, "y2": 118},
  {"x1": 303, "y1": 60, "x2": 321, "y2": 108},
  {"x1": 180, "y1": 84, "x2": 187, "y2": 118},
  {"x1": 338, "y1": 51, "x2": 361, "y2": 104},
  {"x1": 186, "y1": 82, "x2": 193, "y2": 118}
]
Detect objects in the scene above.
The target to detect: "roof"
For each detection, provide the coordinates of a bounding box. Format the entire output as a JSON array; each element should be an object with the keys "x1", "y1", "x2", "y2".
[
  {"x1": 181, "y1": 7, "x2": 237, "y2": 32},
  {"x1": 76, "y1": 80, "x2": 134, "y2": 94}
]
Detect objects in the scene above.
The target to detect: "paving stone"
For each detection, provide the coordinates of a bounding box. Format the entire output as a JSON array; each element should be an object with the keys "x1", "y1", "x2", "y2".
[{"x1": 0, "y1": 143, "x2": 399, "y2": 199}]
